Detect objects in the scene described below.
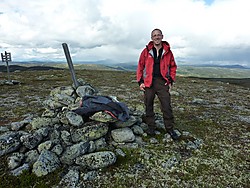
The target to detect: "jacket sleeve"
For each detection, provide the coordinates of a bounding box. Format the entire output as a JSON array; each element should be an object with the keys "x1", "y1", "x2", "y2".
[
  {"x1": 169, "y1": 52, "x2": 177, "y2": 83},
  {"x1": 136, "y1": 49, "x2": 146, "y2": 85}
]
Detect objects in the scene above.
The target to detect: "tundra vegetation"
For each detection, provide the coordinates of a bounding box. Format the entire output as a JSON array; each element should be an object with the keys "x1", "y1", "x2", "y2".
[{"x1": 0, "y1": 65, "x2": 249, "y2": 187}]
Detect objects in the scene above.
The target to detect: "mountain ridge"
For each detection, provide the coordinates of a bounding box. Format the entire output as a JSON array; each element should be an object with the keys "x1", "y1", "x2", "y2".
[
  {"x1": 7, "y1": 60, "x2": 250, "y2": 69},
  {"x1": 1, "y1": 63, "x2": 250, "y2": 79}
]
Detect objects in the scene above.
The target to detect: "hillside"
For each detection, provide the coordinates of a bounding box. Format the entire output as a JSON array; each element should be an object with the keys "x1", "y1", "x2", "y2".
[
  {"x1": 177, "y1": 66, "x2": 250, "y2": 78},
  {"x1": 0, "y1": 65, "x2": 63, "y2": 72},
  {"x1": 1, "y1": 63, "x2": 250, "y2": 88},
  {"x1": 0, "y1": 68, "x2": 249, "y2": 187},
  {"x1": 1, "y1": 63, "x2": 250, "y2": 77}
]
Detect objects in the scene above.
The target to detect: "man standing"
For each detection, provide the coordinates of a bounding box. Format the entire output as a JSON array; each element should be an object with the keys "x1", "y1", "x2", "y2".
[{"x1": 137, "y1": 28, "x2": 179, "y2": 140}]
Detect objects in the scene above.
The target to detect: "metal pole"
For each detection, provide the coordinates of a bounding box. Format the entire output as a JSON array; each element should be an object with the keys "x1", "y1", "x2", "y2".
[
  {"x1": 62, "y1": 43, "x2": 79, "y2": 88},
  {"x1": 5, "y1": 51, "x2": 10, "y2": 82}
]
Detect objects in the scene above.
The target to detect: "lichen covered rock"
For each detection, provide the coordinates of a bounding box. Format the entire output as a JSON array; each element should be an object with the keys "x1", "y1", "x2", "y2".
[{"x1": 75, "y1": 151, "x2": 116, "y2": 170}]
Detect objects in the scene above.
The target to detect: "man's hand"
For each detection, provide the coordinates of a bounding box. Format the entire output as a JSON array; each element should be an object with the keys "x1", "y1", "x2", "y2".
[
  {"x1": 165, "y1": 82, "x2": 172, "y2": 92},
  {"x1": 139, "y1": 83, "x2": 145, "y2": 91}
]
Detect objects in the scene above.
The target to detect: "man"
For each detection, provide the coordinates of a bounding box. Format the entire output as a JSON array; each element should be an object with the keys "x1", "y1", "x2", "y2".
[{"x1": 137, "y1": 28, "x2": 179, "y2": 140}]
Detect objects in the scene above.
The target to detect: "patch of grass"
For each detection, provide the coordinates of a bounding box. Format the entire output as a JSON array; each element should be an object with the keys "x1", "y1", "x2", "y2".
[
  {"x1": 0, "y1": 157, "x2": 63, "y2": 188},
  {"x1": 111, "y1": 148, "x2": 142, "y2": 169}
]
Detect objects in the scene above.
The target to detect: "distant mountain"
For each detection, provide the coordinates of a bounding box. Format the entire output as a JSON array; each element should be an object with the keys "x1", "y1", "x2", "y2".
[
  {"x1": 10, "y1": 61, "x2": 58, "y2": 65},
  {"x1": 11, "y1": 59, "x2": 117, "y2": 65},
  {"x1": 75, "y1": 59, "x2": 116, "y2": 65},
  {"x1": 2, "y1": 61, "x2": 249, "y2": 78},
  {"x1": 182, "y1": 64, "x2": 250, "y2": 69},
  {"x1": 11, "y1": 60, "x2": 249, "y2": 69},
  {"x1": 0, "y1": 65, "x2": 63, "y2": 72},
  {"x1": 109, "y1": 62, "x2": 136, "y2": 71},
  {"x1": 111, "y1": 62, "x2": 250, "y2": 71}
]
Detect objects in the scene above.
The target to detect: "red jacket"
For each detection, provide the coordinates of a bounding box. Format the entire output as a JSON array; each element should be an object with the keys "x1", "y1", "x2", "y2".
[{"x1": 137, "y1": 41, "x2": 177, "y2": 87}]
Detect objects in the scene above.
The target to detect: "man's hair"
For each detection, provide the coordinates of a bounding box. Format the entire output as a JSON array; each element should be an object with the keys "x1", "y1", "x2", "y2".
[{"x1": 151, "y1": 28, "x2": 162, "y2": 36}]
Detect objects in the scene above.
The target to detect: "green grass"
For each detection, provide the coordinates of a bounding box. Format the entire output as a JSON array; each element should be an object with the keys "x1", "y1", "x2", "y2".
[{"x1": 0, "y1": 68, "x2": 249, "y2": 187}]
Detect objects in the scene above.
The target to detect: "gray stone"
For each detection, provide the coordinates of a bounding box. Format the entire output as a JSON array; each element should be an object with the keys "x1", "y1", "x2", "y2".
[
  {"x1": 162, "y1": 134, "x2": 173, "y2": 143},
  {"x1": 161, "y1": 155, "x2": 181, "y2": 169},
  {"x1": 186, "y1": 141, "x2": 198, "y2": 150},
  {"x1": 11, "y1": 163, "x2": 30, "y2": 176},
  {"x1": 134, "y1": 136, "x2": 146, "y2": 146},
  {"x1": 94, "y1": 137, "x2": 107, "y2": 151},
  {"x1": 186, "y1": 139, "x2": 203, "y2": 150},
  {"x1": 115, "y1": 148, "x2": 126, "y2": 157},
  {"x1": 60, "y1": 142, "x2": 90, "y2": 165},
  {"x1": 57, "y1": 111, "x2": 69, "y2": 125},
  {"x1": 51, "y1": 144, "x2": 64, "y2": 156},
  {"x1": 49, "y1": 128, "x2": 61, "y2": 141},
  {"x1": 131, "y1": 125, "x2": 144, "y2": 135},
  {"x1": 71, "y1": 122, "x2": 109, "y2": 143},
  {"x1": 61, "y1": 130, "x2": 72, "y2": 146},
  {"x1": 88, "y1": 141, "x2": 96, "y2": 153},
  {"x1": 38, "y1": 141, "x2": 53, "y2": 153},
  {"x1": 116, "y1": 142, "x2": 139, "y2": 149},
  {"x1": 149, "y1": 137, "x2": 158, "y2": 144},
  {"x1": 11, "y1": 121, "x2": 26, "y2": 131},
  {"x1": 193, "y1": 138, "x2": 203, "y2": 148},
  {"x1": 114, "y1": 115, "x2": 137, "y2": 128},
  {"x1": 111, "y1": 127, "x2": 135, "y2": 143},
  {"x1": 42, "y1": 109, "x2": 58, "y2": 118},
  {"x1": 82, "y1": 170, "x2": 98, "y2": 181},
  {"x1": 90, "y1": 111, "x2": 116, "y2": 123},
  {"x1": 36, "y1": 127, "x2": 50, "y2": 137},
  {"x1": 43, "y1": 99, "x2": 64, "y2": 109},
  {"x1": 20, "y1": 132, "x2": 43, "y2": 150},
  {"x1": 24, "y1": 150, "x2": 39, "y2": 165},
  {"x1": 58, "y1": 169, "x2": 80, "y2": 188},
  {"x1": 0, "y1": 126, "x2": 9, "y2": 133},
  {"x1": 140, "y1": 122, "x2": 149, "y2": 131},
  {"x1": 44, "y1": 89, "x2": 76, "y2": 109},
  {"x1": 32, "y1": 150, "x2": 61, "y2": 177},
  {"x1": 76, "y1": 85, "x2": 96, "y2": 97},
  {"x1": 66, "y1": 111, "x2": 84, "y2": 127},
  {"x1": 7, "y1": 152, "x2": 24, "y2": 170},
  {"x1": 50, "y1": 86, "x2": 75, "y2": 97},
  {"x1": 75, "y1": 151, "x2": 116, "y2": 170},
  {"x1": 0, "y1": 132, "x2": 21, "y2": 156},
  {"x1": 53, "y1": 93, "x2": 75, "y2": 106},
  {"x1": 30, "y1": 117, "x2": 52, "y2": 130}
]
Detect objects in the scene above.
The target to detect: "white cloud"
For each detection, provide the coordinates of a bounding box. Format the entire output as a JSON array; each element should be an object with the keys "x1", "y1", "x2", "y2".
[{"x1": 0, "y1": 0, "x2": 249, "y2": 67}]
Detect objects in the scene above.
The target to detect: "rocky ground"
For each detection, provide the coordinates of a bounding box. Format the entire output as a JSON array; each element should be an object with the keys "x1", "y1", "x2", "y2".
[{"x1": 0, "y1": 68, "x2": 249, "y2": 188}]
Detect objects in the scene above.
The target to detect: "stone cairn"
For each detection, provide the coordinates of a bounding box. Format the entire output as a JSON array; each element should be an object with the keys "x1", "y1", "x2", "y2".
[
  {"x1": 0, "y1": 78, "x2": 203, "y2": 187},
  {"x1": 0, "y1": 78, "x2": 150, "y2": 183}
]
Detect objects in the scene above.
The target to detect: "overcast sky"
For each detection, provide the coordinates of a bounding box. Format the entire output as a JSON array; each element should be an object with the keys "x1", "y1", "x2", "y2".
[{"x1": 0, "y1": 0, "x2": 249, "y2": 67}]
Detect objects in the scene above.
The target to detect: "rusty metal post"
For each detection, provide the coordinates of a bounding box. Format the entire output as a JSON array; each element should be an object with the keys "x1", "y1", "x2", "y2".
[
  {"x1": 1, "y1": 51, "x2": 11, "y2": 82},
  {"x1": 62, "y1": 43, "x2": 79, "y2": 88}
]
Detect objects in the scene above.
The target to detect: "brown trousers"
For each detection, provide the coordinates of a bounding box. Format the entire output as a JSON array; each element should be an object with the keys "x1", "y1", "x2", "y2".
[{"x1": 143, "y1": 77, "x2": 174, "y2": 131}]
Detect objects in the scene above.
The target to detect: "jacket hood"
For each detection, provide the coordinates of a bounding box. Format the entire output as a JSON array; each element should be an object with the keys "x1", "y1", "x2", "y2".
[{"x1": 146, "y1": 41, "x2": 170, "y2": 51}]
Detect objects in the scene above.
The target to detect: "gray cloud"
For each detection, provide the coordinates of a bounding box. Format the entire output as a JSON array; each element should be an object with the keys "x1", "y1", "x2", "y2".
[{"x1": 0, "y1": 0, "x2": 249, "y2": 67}]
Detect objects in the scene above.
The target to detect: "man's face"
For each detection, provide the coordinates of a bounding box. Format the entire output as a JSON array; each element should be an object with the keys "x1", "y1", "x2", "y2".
[{"x1": 151, "y1": 30, "x2": 163, "y2": 45}]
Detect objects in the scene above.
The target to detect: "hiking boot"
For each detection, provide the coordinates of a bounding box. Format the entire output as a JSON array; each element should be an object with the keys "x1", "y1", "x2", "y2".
[{"x1": 167, "y1": 129, "x2": 180, "y2": 140}]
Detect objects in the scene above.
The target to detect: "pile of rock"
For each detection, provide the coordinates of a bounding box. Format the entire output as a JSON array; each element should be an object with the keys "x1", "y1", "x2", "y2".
[{"x1": 0, "y1": 79, "x2": 150, "y2": 177}]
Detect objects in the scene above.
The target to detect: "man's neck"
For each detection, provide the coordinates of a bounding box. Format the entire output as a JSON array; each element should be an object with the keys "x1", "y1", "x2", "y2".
[{"x1": 154, "y1": 43, "x2": 162, "y2": 51}]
